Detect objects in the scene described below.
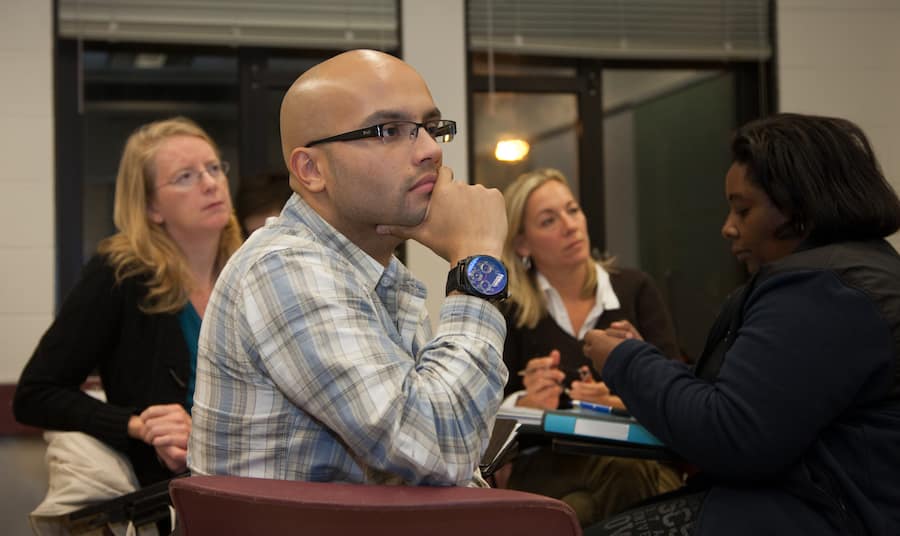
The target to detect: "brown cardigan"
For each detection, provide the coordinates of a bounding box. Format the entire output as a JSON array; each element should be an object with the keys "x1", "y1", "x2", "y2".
[{"x1": 501, "y1": 266, "x2": 680, "y2": 397}]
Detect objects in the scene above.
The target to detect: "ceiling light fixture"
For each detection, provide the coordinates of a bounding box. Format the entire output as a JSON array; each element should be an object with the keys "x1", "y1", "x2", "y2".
[{"x1": 494, "y1": 139, "x2": 530, "y2": 162}]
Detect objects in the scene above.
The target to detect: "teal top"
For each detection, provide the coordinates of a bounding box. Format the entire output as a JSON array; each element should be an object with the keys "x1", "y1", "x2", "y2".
[{"x1": 176, "y1": 301, "x2": 202, "y2": 412}]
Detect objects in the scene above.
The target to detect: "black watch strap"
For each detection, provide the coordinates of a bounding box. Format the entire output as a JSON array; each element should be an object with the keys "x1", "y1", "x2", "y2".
[{"x1": 445, "y1": 255, "x2": 509, "y2": 302}]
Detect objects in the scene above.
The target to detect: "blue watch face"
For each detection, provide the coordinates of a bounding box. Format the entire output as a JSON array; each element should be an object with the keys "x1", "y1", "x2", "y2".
[{"x1": 465, "y1": 255, "x2": 507, "y2": 296}]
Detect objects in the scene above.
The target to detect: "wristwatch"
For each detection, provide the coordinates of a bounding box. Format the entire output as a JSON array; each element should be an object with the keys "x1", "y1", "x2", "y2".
[{"x1": 445, "y1": 255, "x2": 509, "y2": 302}]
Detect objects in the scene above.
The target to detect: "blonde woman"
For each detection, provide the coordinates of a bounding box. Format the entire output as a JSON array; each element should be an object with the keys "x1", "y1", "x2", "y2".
[
  {"x1": 14, "y1": 117, "x2": 241, "y2": 488},
  {"x1": 499, "y1": 168, "x2": 681, "y2": 526}
]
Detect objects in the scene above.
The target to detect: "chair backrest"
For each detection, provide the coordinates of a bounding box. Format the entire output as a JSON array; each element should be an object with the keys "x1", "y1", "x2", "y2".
[{"x1": 170, "y1": 475, "x2": 582, "y2": 536}]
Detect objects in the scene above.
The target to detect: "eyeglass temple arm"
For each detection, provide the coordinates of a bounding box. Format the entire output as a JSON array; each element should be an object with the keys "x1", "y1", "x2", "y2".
[{"x1": 307, "y1": 126, "x2": 381, "y2": 147}]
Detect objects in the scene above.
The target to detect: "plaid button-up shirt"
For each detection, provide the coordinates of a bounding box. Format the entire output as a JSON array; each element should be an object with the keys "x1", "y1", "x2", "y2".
[{"x1": 189, "y1": 194, "x2": 508, "y2": 486}]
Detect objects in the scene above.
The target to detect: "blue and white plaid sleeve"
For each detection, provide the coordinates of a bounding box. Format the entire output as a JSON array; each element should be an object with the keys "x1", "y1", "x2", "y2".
[{"x1": 236, "y1": 245, "x2": 507, "y2": 485}]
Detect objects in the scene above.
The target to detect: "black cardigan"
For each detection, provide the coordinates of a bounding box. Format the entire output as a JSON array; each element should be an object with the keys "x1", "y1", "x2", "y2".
[{"x1": 14, "y1": 254, "x2": 191, "y2": 486}]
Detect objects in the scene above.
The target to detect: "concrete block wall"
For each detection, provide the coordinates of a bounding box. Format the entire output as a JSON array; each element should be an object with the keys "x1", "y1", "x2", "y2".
[
  {"x1": 0, "y1": 1, "x2": 54, "y2": 532},
  {"x1": 0, "y1": 0, "x2": 55, "y2": 383},
  {"x1": 778, "y1": 0, "x2": 900, "y2": 249}
]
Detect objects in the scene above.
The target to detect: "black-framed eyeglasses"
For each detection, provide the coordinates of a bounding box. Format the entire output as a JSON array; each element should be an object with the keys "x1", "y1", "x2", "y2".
[{"x1": 306, "y1": 119, "x2": 457, "y2": 147}]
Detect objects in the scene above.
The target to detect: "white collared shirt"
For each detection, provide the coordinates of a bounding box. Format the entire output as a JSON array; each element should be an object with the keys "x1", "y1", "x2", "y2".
[{"x1": 535, "y1": 262, "x2": 621, "y2": 340}]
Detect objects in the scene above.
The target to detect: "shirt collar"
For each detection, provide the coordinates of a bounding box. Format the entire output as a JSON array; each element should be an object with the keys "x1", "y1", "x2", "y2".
[
  {"x1": 536, "y1": 262, "x2": 620, "y2": 339},
  {"x1": 281, "y1": 194, "x2": 425, "y2": 296},
  {"x1": 595, "y1": 264, "x2": 620, "y2": 311},
  {"x1": 536, "y1": 263, "x2": 619, "y2": 310}
]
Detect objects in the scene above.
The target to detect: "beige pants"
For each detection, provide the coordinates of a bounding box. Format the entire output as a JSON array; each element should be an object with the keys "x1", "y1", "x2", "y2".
[
  {"x1": 29, "y1": 431, "x2": 168, "y2": 536},
  {"x1": 507, "y1": 448, "x2": 683, "y2": 527}
]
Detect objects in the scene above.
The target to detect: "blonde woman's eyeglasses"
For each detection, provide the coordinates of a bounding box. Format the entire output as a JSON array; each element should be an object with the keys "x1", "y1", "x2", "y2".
[{"x1": 158, "y1": 161, "x2": 230, "y2": 190}]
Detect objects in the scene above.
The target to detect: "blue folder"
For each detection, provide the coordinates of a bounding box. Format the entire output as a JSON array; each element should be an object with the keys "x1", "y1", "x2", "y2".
[{"x1": 542, "y1": 408, "x2": 664, "y2": 447}]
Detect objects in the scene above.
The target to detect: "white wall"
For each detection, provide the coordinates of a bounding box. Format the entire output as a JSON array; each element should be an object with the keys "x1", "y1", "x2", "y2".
[
  {"x1": 0, "y1": 0, "x2": 55, "y2": 531},
  {"x1": 0, "y1": 0, "x2": 55, "y2": 382},
  {"x1": 778, "y1": 0, "x2": 900, "y2": 250},
  {"x1": 401, "y1": 0, "x2": 468, "y2": 327}
]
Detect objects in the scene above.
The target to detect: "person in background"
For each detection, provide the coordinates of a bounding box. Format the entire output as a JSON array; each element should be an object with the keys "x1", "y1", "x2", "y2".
[
  {"x1": 14, "y1": 116, "x2": 242, "y2": 488},
  {"x1": 189, "y1": 49, "x2": 510, "y2": 486},
  {"x1": 235, "y1": 170, "x2": 292, "y2": 236},
  {"x1": 498, "y1": 168, "x2": 682, "y2": 526},
  {"x1": 584, "y1": 113, "x2": 900, "y2": 535}
]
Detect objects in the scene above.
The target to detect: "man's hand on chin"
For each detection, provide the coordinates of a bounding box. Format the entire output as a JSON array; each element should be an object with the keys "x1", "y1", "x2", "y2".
[{"x1": 376, "y1": 166, "x2": 506, "y2": 263}]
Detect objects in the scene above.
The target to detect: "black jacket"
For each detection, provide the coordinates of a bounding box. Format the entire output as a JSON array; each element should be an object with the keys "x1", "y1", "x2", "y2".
[
  {"x1": 14, "y1": 254, "x2": 191, "y2": 486},
  {"x1": 605, "y1": 239, "x2": 900, "y2": 535}
]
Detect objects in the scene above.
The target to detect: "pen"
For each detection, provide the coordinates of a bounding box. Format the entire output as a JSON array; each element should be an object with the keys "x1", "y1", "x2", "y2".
[
  {"x1": 516, "y1": 365, "x2": 556, "y2": 377},
  {"x1": 571, "y1": 400, "x2": 631, "y2": 418},
  {"x1": 577, "y1": 366, "x2": 592, "y2": 382}
]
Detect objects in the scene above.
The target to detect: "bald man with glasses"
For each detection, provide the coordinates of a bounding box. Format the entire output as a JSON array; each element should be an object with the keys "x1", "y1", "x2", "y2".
[{"x1": 189, "y1": 49, "x2": 511, "y2": 487}]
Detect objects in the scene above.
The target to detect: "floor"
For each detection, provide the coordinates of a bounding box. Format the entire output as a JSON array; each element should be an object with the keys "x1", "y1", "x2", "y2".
[{"x1": 0, "y1": 436, "x2": 48, "y2": 535}]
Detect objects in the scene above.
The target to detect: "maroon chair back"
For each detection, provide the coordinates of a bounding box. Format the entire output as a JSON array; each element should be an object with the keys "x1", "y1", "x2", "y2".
[{"x1": 170, "y1": 475, "x2": 581, "y2": 536}]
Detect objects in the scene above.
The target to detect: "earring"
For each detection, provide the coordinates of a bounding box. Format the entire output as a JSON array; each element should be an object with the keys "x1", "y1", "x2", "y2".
[{"x1": 521, "y1": 255, "x2": 532, "y2": 270}]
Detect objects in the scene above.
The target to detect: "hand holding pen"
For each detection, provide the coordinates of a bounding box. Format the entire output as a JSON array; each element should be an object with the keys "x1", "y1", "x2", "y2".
[
  {"x1": 516, "y1": 350, "x2": 565, "y2": 410},
  {"x1": 566, "y1": 365, "x2": 595, "y2": 399},
  {"x1": 567, "y1": 365, "x2": 627, "y2": 410}
]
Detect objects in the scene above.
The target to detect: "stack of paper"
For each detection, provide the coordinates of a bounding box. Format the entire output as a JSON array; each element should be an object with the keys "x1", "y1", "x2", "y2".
[{"x1": 496, "y1": 405, "x2": 544, "y2": 426}]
